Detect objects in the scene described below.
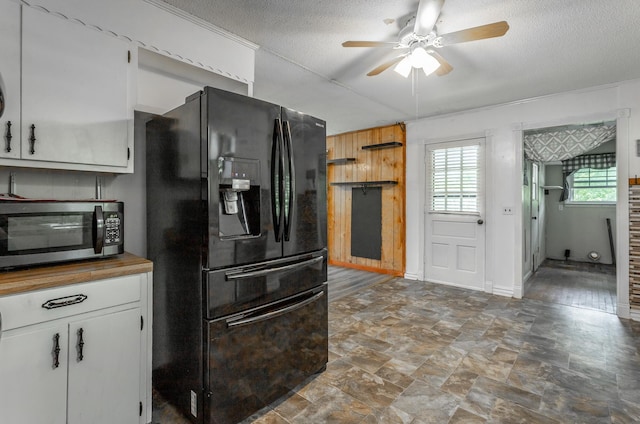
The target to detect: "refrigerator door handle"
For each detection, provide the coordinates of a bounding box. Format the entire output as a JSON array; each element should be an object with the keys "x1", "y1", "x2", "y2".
[
  {"x1": 226, "y1": 291, "x2": 324, "y2": 328},
  {"x1": 271, "y1": 119, "x2": 285, "y2": 242},
  {"x1": 225, "y1": 255, "x2": 323, "y2": 280},
  {"x1": 282, "y1": 120, "x2": 295, "y2": 242}
]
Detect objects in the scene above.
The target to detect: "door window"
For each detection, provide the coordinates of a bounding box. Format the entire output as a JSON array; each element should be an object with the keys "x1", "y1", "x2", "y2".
[{"x1": 428, "y1": 143, "x2": 482, "y2": 214}]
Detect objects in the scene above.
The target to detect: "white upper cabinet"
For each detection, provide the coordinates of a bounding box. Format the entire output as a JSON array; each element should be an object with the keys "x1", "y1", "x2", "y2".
[
  {"x1": 20, "y1": 7, "x2": 133, "y2": 171},
  {"x1": 0, "y1": 0, "x2": 21, "y2": 160}
]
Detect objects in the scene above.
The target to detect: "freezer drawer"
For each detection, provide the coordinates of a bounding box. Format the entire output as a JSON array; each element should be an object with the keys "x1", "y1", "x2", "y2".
[
  {"x1": 205, "y1": 250, "x2": 326, "y2": 319},
  {"x1": 204, "y1": 285, "x2": 328, "y2": 424}
]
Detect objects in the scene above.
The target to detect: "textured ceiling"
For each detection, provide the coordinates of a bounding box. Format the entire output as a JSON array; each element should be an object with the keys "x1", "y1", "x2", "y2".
[{"x1": 160, "y1": 0, "x2": 640, "y2": 135}]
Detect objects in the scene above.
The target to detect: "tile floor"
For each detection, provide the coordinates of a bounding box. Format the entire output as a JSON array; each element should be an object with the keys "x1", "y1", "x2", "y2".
[{"x1": 154, "y1": 276, "x2": 640, "y2": 423}]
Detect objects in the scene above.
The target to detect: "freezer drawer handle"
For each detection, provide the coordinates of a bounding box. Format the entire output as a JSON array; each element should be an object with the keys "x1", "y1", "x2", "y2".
[
  {"x1": 225, "y1": 256, "x2": 323, "y2": 280},
  {"x1": 42, "y1": 294, "x2": 88, "y2": 310},
  {"x1": 227, "y1": 291, "x2": 324, "y2": 329}
]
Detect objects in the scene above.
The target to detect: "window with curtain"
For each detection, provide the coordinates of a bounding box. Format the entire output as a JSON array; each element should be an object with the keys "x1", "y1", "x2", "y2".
[
  {"x1": 429, "y1": 144, "x2": 480, "y2": 213},
  {"x1": 562, "y1": 152, "x2": 616, "y2": 203}
]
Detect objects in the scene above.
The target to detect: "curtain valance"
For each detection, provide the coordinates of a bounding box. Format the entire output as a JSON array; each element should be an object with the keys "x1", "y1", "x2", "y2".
[
  {"x1": 561, "y1": 152, "x2": 616, "y2": 173},
  {"x1": 524, "y1": 121, "x2": 616, "y2": 162}
]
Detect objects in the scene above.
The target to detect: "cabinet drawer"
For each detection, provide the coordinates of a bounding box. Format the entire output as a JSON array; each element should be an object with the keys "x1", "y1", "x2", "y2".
[{"x1": 0, "y1": 275, "x2": 141, "y2": 331}]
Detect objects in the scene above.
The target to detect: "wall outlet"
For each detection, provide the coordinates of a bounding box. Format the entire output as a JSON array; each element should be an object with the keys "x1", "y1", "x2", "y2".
[{"x1": 502, "y1": 207, "x2": 514, "y2": 215}]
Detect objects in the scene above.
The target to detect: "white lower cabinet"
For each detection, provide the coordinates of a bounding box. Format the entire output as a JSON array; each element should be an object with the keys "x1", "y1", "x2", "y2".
[
  {"x1": 0, "y1": 273, "x2": 150, "y2": 424},
  {"x1": 0, "y1": 323, "x2": 69, "y2": 423},
  {"x1": 67, "y1": 308, "x2": 141, "y2": 424}
]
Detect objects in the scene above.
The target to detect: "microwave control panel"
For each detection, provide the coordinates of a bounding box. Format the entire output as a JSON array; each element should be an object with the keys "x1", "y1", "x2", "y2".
[{"x1": 104, "y1": 212, "x2": 122, "y2": 245}]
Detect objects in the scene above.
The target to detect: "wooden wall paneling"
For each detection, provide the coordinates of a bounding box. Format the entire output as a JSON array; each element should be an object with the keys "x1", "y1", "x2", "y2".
[
  {"x1": 326, "y1": 136, "x2": 336, "y2": 262},
  {"x1": 326, "y1": 124, "x2": 405, "y2": 276},
  {"x1": 378, "y1": 127, "x2": 395, "y2": 271},
  {"x1": 392, "y1": 125, "x2": 406, "y2": 272},
  {"x1": 343, "y1": 133, "x2": 354, "y2": 265},
  {"x1": 356, "y1": 130, "x2": 373, "y2": 267},
  {"x1": 335, "y1": 133, "x2": 347, "y2": 263}
]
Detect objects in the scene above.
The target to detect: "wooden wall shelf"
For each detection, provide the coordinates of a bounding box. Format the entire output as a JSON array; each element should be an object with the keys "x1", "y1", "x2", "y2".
[
  {"x1": 330, "y1": 180, "x2": 398, "y2": 187},
  {"x1": 362, "y1": 142, "x2": 403, "y2": 150},
  {"x1": 327, "y1": 158, "x2": 356, "y2": 164}
]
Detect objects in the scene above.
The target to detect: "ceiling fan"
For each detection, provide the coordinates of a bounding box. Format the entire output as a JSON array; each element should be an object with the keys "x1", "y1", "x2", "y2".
[{"x1": 342, "y1": 0, "x2": 509, "y2": 77}]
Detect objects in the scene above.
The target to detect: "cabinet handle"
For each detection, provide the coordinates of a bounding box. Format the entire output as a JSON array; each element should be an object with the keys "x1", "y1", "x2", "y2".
[
  {"x1": 42, "y1": 294, "x2": 88, "y2": 309},
  {"x1": 77, "y1": 328, "x2": 84, "y2": 361},
  {"x1": 29, "y1": 124, "x2": 36, "y2": 155},
  {"x1": 4, "y1": 121, "x2": 11, "y2": 153},
  {"x1": 53, "y1": 333, "x2": 61, "y2": 369}
]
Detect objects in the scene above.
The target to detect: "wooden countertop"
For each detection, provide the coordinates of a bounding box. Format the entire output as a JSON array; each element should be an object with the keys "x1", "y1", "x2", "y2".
[{"x1": 0, "y1": 252, "x2": 153, "y2": 296}]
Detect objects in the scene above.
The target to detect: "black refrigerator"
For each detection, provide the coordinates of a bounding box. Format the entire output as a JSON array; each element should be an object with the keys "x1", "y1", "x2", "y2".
[{"x1": 146, "y1": 87, "x2": 328, "y2": 424}]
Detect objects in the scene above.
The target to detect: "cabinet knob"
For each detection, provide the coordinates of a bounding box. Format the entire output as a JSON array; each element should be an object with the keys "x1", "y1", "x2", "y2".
[{"x1": 29, "y1": 124, "x2": 36, "y2": 155}]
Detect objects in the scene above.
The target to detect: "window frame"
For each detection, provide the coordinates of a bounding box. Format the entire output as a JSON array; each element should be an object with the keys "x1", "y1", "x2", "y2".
[
  {"x1": 426, "y1": 141, "x2": 483, "y2": 215},
  {"x1": 566, "y1": 166, "x2": 617, "y2": 205}
]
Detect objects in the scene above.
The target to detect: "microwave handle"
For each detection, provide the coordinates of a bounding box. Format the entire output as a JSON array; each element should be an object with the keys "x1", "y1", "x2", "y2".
[{"x1": 93, "y1": 205, "x2": 104, "y2": 254}]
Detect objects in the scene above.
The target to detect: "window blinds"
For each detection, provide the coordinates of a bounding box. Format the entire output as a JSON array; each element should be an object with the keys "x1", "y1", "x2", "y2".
[{"x1": 428, "y1": 143, "x2": 482, "y2": 213}]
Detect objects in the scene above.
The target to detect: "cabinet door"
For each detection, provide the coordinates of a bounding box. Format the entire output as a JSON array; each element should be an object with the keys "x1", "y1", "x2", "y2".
[
  {"x1": 67, "y1": 307, "x2": 141, "y2": 424},
  {"x1": 0, "y1": 0, "x2": 21, "y2": 159},
  {"x1": 21, "y1": 7, "x2": 131, "y2": 168},
  {"x1": 0, "y1": 325, "x2": 68, "y2": 424}
]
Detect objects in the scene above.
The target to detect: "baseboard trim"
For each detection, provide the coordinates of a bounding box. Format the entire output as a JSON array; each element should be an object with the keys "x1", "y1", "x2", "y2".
[
  {"x1": 493, "y1": 287, "x2": 515, "y2": 298},
  {"x1": 328, "y1": 260, "x2": 403, "y2": 277}
]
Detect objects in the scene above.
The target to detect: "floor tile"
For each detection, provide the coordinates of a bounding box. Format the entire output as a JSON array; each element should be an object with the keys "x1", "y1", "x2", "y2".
[{"x1": 154, "y1": 267, "x2": 640, "y2": 424}]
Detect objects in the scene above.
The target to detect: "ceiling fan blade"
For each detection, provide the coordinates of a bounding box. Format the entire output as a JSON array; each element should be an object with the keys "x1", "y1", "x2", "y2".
[
  {"x1": 342, "y1": 41, "x2": 399, "y2": 48},
  {"x1": 428, "y1": 50, "x2": 453, "y2": 76},
  {"x1": 414, "y1": 0, "x2": 445, "y2": 36},
  {"x1": 437, "y1": 21, "x2": 509, "y2": 46},
  {"x1": 367, "y1": 55, "x2": 406, "y2": 76}
]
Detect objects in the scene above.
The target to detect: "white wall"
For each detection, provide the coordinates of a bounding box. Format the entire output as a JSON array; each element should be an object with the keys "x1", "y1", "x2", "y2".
[{"x1": 406, "y1": 79, "x2": 640, "y2": 318}]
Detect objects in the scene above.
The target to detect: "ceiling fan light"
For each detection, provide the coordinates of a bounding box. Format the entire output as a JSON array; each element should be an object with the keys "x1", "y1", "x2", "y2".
[
  {"x1": 409, "y1": 46, "x2": 429, "y2": 68},
  {"x1": 394, "y1": 57, "x2": 412, "y2": 78},
  {"x1": 421, "y1": 53, "x2": 441, "y2": 76}
]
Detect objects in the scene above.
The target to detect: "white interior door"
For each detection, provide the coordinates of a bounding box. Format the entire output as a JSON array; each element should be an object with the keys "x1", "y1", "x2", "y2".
[
  {"x1": 531, "y1": 162, "x2": 541, "y2": 272},
  {"x1": 424, "y1": 138, "x2": 486, "y2": 291}
]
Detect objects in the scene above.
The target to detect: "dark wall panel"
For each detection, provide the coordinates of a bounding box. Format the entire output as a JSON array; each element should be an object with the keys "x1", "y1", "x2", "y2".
[{"x1": 351, "y1": 187, "x2": 381, "y2": 260}]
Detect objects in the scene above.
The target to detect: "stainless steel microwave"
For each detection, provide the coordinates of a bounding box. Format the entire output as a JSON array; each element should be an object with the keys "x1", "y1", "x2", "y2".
[{"x1": 0, "y1": 201, "x2": 124, "y2": 269}]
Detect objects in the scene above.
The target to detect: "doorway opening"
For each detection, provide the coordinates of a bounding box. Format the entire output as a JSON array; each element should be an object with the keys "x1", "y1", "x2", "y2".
[{"x1": 521, "y1": 121, "x2": 617, "y2": 314}]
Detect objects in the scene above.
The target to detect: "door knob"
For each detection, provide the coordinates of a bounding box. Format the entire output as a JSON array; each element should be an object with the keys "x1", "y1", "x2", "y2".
[
  {"x1": 477, "y1": 219, "x2": 484, "y2": 225},
  {"x1": 532, "y1": 216, "x2": 537, "y2": 220}
]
